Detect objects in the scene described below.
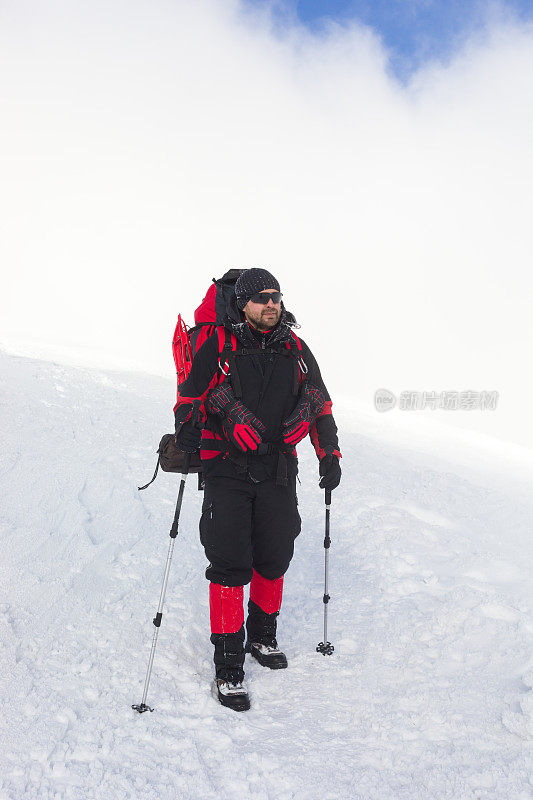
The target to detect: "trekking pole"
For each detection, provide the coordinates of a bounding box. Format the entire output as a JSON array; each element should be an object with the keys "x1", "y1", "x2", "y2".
[
  {"x1": 132, "y1": 452, "x2": 191, "y2": 713},
  {"x1": 316, "y1": 488, "x2": 334, "y2": 655}
]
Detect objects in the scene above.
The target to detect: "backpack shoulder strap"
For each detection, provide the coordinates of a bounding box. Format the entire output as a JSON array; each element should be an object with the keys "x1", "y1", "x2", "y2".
[
  {"x1": 216, "y1": 326, "x2": 237, "y2": 358},
  {"x1": 216, "y1": 326, "x2": 242, "y2": 397},
  {"x1": 285, "y1": 330, "x2": 308, "y2": 393},
  {"x1": 289, "y1": 330, "x2": 302, "y2": 351}
]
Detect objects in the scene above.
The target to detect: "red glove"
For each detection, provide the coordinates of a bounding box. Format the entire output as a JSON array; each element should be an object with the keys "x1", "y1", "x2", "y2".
[
  {"x1": 206, "y1": 383, "x2": 266, "y2": 452},
  {"x1": 282, "y1": 381, "x2": 326, "y2": 445}
]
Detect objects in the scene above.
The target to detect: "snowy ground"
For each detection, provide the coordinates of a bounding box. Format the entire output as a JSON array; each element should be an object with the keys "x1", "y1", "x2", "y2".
[{"x1": 1, "y1": 348, "x2": 532, "y2": 800}]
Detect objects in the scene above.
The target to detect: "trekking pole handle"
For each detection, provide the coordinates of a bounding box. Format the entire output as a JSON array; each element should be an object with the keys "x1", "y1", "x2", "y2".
[
  {"x1": 169, "y1": 454, "x2": 191, "y2": 539},
  {"x1": 324, "y1": 488, "x2": 331, "y2": 549}
]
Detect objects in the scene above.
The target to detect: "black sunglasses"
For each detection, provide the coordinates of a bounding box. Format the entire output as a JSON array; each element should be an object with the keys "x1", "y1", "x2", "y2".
[{"x1": 249, "y1": 291, "x2": 283, "y2": 305}]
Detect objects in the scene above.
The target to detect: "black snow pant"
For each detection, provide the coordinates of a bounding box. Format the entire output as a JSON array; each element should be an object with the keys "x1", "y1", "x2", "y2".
[{"x1": 199, "y1": 472, "x2": 301, "y2": 586}]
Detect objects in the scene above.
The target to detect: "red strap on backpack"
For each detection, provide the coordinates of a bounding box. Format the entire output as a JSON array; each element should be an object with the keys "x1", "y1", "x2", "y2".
[
  {"x1": 172, "y1": 314, "x2": 193, "y2": 387},
  {"x1": 286, "y1": 330, "x2": 307, "y2": 386}
]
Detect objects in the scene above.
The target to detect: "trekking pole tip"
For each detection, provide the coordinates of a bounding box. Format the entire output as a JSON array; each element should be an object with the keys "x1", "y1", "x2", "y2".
[{"x1": 132, "y1": 703, "x2": 154, "y2": 714}]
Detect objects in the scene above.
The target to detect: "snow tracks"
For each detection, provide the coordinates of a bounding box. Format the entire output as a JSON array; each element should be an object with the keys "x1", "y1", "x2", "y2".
[{"x1": 0, "y1": 350, "x2": 532, "y2": 799}]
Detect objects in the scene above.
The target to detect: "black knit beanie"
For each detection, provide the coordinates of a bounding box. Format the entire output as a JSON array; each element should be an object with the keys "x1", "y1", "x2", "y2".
[{"x1": 235, "y1": 268, "x2": 281, "y2": 310}]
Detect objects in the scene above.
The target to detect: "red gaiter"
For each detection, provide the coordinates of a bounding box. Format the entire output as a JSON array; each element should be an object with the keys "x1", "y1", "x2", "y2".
[{"x1": 249, "y1": 569, "x2": 284, "y2": 614}]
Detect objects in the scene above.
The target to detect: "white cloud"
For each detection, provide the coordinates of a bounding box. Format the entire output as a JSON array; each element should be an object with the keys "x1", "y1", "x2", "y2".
[{"x1": 0, "y1": 0, "x2": 532, "y2": 447}]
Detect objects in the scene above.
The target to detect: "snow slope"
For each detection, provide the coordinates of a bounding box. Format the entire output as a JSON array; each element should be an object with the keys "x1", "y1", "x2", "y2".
[{"x1": 1, "y1": 349, "x2": 532, "y2": 800}]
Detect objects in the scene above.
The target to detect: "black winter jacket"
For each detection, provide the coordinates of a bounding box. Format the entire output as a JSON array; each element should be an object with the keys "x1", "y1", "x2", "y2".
[{"x1": 175, "y1": 305, "x2": 340, "y2": 483}]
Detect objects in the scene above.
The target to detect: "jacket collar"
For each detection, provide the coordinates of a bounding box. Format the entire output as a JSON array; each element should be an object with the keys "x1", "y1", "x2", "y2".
[
  {"x1": 225, "y1": 293, "x2": 294, "y2": 346},
  {"x1": 231, "y1": 314, "x2": 293, "y2": 347}
]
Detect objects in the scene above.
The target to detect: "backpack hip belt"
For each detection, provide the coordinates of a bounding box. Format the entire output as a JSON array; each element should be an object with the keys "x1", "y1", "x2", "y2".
[{"x1": 199, "y1": 434, "x2": 295, "y2": 486}]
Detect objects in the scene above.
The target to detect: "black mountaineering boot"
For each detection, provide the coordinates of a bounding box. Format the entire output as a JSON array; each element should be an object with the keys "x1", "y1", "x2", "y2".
[
  {"x1": 211, "y1": 626, "x2": 250, "y2": 711},
  {"x1": 245, "y1": 600, "x2": 288, "y2": 670}
]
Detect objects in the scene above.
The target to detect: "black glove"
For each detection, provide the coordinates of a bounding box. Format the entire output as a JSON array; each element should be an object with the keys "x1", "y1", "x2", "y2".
[
  {"x1": 174, "y1": 402, "x2": 202, "y2": 453},
  {"x1": 175, "y1": 421, "x2": 201, "y2": 453},
  {"x1": 282, "y1": 381, "x2": 326, "y2": 445},
  {"x1": 319, "y1": 453, "x2": 341, "y2": 491},
  {"x1": 206, "y1": 382, "x2": 265, "y2": 452}
]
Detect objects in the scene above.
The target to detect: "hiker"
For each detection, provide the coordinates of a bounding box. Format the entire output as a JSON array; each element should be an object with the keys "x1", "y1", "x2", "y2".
[{"x1": 174, "y1": 268, "x2": 341, "y2": 710}]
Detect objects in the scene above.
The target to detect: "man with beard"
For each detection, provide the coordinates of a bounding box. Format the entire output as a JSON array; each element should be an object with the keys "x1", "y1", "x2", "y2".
[{"x1": 174, "y1": 268, "x2": 341, "y2": 711}]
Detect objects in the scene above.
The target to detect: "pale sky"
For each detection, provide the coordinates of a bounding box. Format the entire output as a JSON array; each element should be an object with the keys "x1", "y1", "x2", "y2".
[{"x1": 1, "y1": 0, "x2": 532, "y2": 449}]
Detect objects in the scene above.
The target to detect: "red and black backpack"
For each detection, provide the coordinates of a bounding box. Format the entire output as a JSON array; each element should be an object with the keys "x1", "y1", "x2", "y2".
[
  {"x1": 172, "y1": 269, "x2": 244, "y2": 384},
  {"x1": 140, "y1": 270, "x2": 305, "y2": 490}
]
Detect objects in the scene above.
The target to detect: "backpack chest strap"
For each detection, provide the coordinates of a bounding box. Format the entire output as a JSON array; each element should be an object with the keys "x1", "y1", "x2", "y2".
[{"x1": 216, "y1": 326, "x2": 306, "y2": 398}]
